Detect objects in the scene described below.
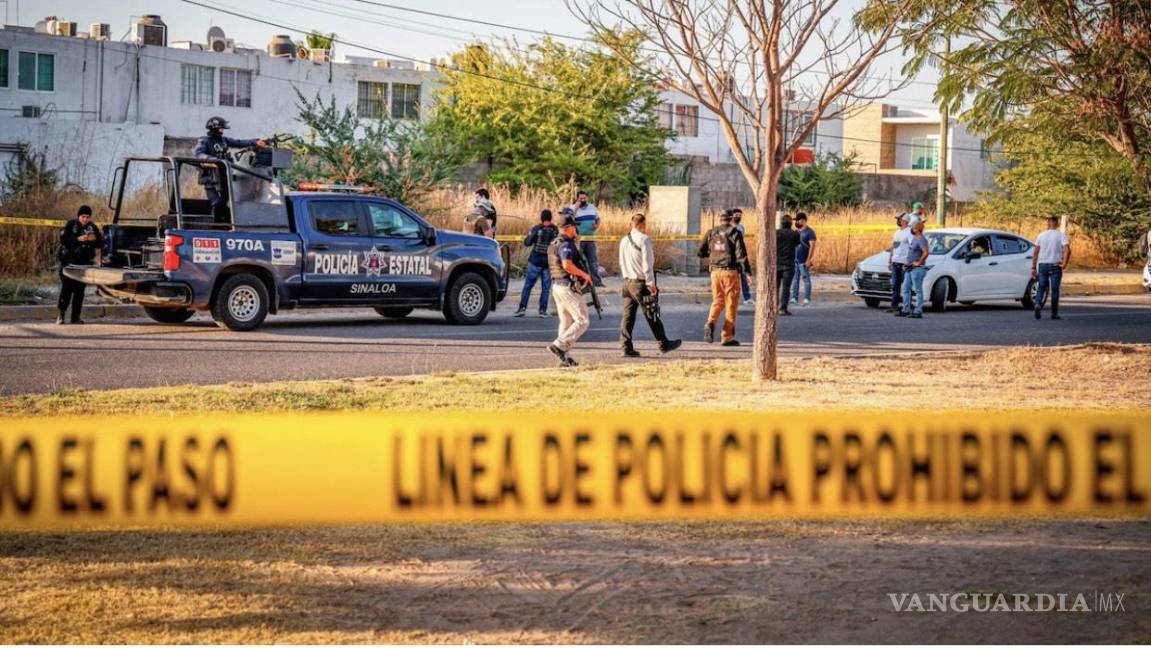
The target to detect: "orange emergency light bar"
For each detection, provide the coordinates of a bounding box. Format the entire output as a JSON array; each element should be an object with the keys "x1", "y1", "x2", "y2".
[{"x1": 296, "y1": 182, "x2": 370, "y2": 193}]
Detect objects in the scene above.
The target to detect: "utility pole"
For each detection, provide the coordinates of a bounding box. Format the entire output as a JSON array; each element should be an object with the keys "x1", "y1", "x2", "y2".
[{"x1": 936, "y1": 36, "x2": 950, "y2": 226}]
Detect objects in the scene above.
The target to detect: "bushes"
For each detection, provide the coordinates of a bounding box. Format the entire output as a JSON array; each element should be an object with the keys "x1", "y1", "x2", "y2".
[{"x1": 778, "y1": 153, "x2": 863, "y2": 211}]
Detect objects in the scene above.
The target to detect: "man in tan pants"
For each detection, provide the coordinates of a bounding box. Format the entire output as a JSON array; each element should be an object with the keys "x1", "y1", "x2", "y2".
[
  {"x1": 546, "y1": 212, "x2": 593, "y2": 367},
  {"x1": 697, "y1": 210, "x2": 751, "y2": 346}
]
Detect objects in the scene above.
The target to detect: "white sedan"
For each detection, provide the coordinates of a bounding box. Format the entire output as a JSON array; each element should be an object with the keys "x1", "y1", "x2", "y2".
[{"x1": 851, "y1": 227, "x2": 1037, "y2": 312}]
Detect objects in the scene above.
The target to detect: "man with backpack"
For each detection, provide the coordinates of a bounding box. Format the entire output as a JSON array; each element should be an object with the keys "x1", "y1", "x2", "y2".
[
  {"x1": 698, "y1": 210, "x2": 751, "y2": 346},
  {"x1": 618, "y1": 213, "x2": 682, "y2": 357},
  {"x1": 515, "y1": 209, "x2": 559, "y2": 317}
]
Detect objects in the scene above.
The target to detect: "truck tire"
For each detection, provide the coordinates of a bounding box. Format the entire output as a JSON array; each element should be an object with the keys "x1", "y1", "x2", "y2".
[
  {"x1": 863, "y1": 297, "x2": 881, "y2": 308},
  {"x1": 211, "y1": 273, "x2": 269, "y2": 331},
  {"x1": 443, "y1": 272, "x2": 491, "y2": 325},
  {"x1": 929, "y1": 278, "x2": 950, "y2": 313},
  {"x1": 143, "y1": 306, "x2": 195, "y2": 324},
  {"x1": 374, "y1": 306, "x2": 414, "y2": 319}
]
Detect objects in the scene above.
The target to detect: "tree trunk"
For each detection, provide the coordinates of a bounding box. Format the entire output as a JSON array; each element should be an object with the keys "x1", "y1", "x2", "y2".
[{"x1": 752, "y1": 180, "x2": 779, "y2": 382}]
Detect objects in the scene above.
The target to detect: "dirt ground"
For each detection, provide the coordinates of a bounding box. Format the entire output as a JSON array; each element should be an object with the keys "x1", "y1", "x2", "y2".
[{"x1": 1, "y1": 519, "x2": 1148, "y2": 643}]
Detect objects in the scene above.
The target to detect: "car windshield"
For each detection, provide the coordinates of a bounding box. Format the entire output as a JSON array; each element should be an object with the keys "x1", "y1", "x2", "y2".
[{"x1": 927, "y1": 232, "x2": 967, "y2": 255}]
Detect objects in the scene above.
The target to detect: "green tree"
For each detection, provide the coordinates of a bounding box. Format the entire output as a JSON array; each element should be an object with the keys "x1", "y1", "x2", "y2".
[
  {"x1": 778, "y1": 153, "x2": 863, "y2": 211},
  {"x1": 971, "y1": 131, "x2": 1151, "y2": 263},
  {"x1": 283, "y1": 91, "x2": 459, "y2": 207},
  {"x1": 865, "y1": 0, "x2": 1151, "y2": 252},
  {"x1": 426, "y1": 34, "x2": 671, "y2": 199}
]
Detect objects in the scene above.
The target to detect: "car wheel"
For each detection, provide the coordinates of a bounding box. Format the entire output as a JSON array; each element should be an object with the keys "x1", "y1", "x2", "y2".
[
  {"x1": 959, "y1": 300, "x2": 976, "y2": 306},
  {"x1": 863, "y1": 297, "x2": 881, "y2": 308},
  {"x1": 444, "y1": 272, "x2": 491, "y2": 325},
  {"x1": 1021, "y1": 279, "x2": 1037, "y2": 309},
  {"x1": 374, "y1": 306, "x2": 414, "y2": 319},
  {"x1": 929, "y1": 278, "x2": 949, "y2": 313},
  {"x1": 143, "y1": 306, "x2": 195, "y2": 324},
  {"x1": 211, "y1": 273, "x2": 269, "y2": 331}
]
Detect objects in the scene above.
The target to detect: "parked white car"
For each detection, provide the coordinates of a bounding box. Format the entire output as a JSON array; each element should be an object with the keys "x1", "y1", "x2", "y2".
[{"x1": 851, "y1": 227, "x2": 1037, "y2": 312}]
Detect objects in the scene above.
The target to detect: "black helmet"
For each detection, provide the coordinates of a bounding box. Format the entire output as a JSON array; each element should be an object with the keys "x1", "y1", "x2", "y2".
[{"x1": 205, "y1": 116, "x2": 230, "y2": 131}]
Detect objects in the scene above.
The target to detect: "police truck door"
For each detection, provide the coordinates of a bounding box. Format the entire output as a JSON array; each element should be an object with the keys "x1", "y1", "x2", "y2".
[
  {"x1": 362, "y1": 201, "x2": 438, "y2": 303},
  {"x1": 301, "y1": 199, "x2": 372, "y2": 302}
]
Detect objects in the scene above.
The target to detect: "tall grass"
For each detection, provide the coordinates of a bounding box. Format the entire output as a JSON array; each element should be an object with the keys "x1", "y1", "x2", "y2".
[
  {"x1": 0, "y1": 190, "x2": 110, "y2": 277},
  {"x1": 419, "y1": 188, "x2": 1118, "y2": 275}
]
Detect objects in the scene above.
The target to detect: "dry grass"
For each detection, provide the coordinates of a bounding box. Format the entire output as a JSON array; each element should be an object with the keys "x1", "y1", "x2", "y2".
[
  {"x1": 418, "y1": 187, "x2": 1118, "y2": 275},
  {"x1": 2, "y1": 517, "x2": 1148, "y2": 643},
  {"x1": 0, "y1": 190, "x2": 111, "y2": 277},
  {"x1": 4, "y1": 343, "x2": 1149, "y2": 417}
]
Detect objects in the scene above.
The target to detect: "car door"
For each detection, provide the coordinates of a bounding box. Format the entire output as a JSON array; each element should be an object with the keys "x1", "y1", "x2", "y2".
[
  {"x1": 300, "y1": 198, "x2": 373, "y2": 302},
  {"x1": 990, "y1": 235, "x2": 1034, "y2": 298},
  {"x1": 955, "y1": 235, "x2": 998, "y2": 298},
  {"x1": 362, "y1": 200, "x2": 439, "y2": 304}
]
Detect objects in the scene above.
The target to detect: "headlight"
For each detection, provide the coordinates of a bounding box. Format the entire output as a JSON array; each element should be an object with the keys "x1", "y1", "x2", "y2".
[
  {"x1": 852, "y1": 265, "x2": 862, "y2": 277},
  {"x1": 923, "y1": 265, "x2": 935, "y2": 272}
]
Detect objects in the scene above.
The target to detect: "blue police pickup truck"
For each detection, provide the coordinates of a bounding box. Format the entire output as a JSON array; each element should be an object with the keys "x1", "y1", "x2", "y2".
[{"x1": 64, "y1": 154, "x2": 507, "y2": 331}]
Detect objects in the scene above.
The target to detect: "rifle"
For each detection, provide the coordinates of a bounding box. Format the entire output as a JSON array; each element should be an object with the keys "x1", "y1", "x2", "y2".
[{"x1": 573, "y1": 245, "x2": 603, "y2": 320}]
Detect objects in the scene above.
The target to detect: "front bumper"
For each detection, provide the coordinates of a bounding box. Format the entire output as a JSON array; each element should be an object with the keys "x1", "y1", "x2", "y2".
[{"x1": 851, "y1": 269, "x2": 893, "y2": 299}]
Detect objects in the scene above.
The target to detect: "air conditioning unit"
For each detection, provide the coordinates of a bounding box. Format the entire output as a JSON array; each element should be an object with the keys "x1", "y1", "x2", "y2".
[
  {"x1": 309, "y1": 48, "x2": 332, "y2": 63},
  {"x1": 90, "y1": 23, "x2": 111, "y2": 40},
  {"x1": 22, "y1": 106, "x2": 42, "y2": 118},
  {"x1": 53, "y1": 21, "x2": 77, "y2": 36},
  {"x1": 209, "y1": 37, "x2": 235, "y2": 53}
]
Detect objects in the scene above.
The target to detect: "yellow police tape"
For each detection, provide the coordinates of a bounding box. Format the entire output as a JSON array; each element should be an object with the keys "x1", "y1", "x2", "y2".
[
  {"x1": 1, "y1": 410, "x2": 1147, "y2": 528},
  {"x1": 0, "y1": 216, "x2": 68, "y2": 227},
  {"x1": 495, "y1": 225, "x2": 914, "y2": 242}
]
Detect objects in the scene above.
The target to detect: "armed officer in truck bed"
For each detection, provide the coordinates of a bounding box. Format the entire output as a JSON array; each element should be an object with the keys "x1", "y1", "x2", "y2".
[{"x1": 195, "y1": 116, "x2": 267, "y2": 223}]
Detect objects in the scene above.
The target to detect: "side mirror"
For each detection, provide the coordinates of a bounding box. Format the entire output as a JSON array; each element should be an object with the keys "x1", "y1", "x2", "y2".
[
  {"x1": 964, "y1": 251, "x2": 981, "y2": 263},
  {"x1": 424, "y1": 228, "x2": 437, "y2": 246}
]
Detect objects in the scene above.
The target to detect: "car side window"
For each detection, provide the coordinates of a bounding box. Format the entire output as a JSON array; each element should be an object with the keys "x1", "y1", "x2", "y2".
[
  {"x1": 367, "y1": 202, "x2": 421, "y2": 239},
  {"x1": 993, "y1": 235, "x2": 1027, "y2": 255},
  {"x1": 310, "y1": 201, "x2": 362, "y2": 237},
  {"x1": 965, "y1": 235, "x2": 994, "y2": 257}
]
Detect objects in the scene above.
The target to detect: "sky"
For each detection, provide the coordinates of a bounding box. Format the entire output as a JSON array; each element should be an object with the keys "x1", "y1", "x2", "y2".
[{"x1": 11, "y1": 0, "x2": 943, "y2": 109}]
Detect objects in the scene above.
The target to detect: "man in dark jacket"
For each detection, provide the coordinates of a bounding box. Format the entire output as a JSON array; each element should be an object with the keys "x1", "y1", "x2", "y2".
[
  {"x1": 57, "y1": 205, "x2": 103, "y2": 325},
  {"x1": 776, "y1": 214, "x2": 801, "y2": 316},
  {"x1": 698, "y1": 210, "x2": 751, "y2": 345},
  {"x1": 515, "y1": 209, "x2": 559, "y2": 317},
  {"x1": 195, "y1": 116, "x2": 265, "y2": 222}
]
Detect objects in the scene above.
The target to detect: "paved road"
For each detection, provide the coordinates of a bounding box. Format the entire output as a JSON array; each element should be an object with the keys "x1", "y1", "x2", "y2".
[{"x1": 1, "y1": 294, "x2": 1148, "y2": 394}]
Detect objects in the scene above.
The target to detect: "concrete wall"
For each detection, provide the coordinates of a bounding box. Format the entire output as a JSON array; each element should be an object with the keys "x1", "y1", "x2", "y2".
[
  {"x1": 0, "y1": 120, "x2": 164, "y2": 192},
  {"x1": 0, "y1": 26, "x2": 440, "y2": 193}
]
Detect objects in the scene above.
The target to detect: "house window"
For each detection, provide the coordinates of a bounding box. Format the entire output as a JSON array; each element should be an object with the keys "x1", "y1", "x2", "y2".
[
  {"x1": 219, "y1": 68, "x2": 252, "y2": 108},
  {"x1": 0, "y1": 49, "x2": 8, "y2": 88},
  {"x1": 911, "y1": 136, "x2": 939, "y2": 170},
  {"x1": 656, "y1": 102, "x2": 673, "y2": 130},
  {"x1": 17, "y1": 51, "x2": 54, "y2": 91},
  {"x1": 675, "y1": 104, "x2": 699, "y2": 137},
  {"x1": 357, "y1": 81, "x2": 387, "y2": 118},
  {"x1": 979, "y1": 139, "x2": 990, "y2": 160},
  {"x1": 787, "y1": 110, "x2": 815, "y2": 147},
  {"x1": 391, "y1": 83, "x2": 421, "y2": 119},
  {"x1": 181, "y1": 64, "x2": 215, "y2": 105}
]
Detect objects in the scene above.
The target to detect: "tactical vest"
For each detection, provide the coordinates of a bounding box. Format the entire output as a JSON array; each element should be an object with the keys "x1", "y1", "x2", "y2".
[
  {"x1": 532, "y1": 225, "x2": 559, "y2": 257},
  {"x1": 548, "y1": 237, "x2": 573, "y2": 282},
  {"x1": 708, "y1": 226, "x2": 737, "y2": 268}
]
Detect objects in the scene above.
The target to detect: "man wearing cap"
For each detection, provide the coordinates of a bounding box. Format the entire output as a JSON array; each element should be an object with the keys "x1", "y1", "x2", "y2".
[
  {"x1": 56, "y1": 205, "x2": 103, "y2": 325},
  {"x1": 887, "y1": 212, "x2": 912, "y2": 312},
  {"x1": 546, "y1": 212, "x2": 593, "y2": 366},
  {"x1": 697, "y1": 210, "x2": 751, "y2": 346},
  {"x1": 195, "y1": 116, "x2": 266, "y2": 223}
]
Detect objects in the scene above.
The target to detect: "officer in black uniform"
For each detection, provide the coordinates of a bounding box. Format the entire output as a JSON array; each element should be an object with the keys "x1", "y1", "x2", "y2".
[
  {"x1": 195, "y1": 116, "x2": 266, "y2": 222},
  {"x1": 57, "y1": 205, "x2": 103, "y2": 325}
]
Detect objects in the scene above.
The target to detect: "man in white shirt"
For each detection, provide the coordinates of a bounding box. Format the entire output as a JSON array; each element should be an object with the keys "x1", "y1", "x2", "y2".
[
  {"x1": 618, "y1": 213, "x2": 681, "y2": 357},
  {"x1": 1032, "y1": 215, "x2": 1072, "y2": 320},
  {"x1": 887, "y1": 213, "x2": 912, "y2": 312}
]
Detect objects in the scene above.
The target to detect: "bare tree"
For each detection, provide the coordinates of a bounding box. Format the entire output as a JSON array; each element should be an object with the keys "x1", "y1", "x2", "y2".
[{"x1": 571, "y1": 0, "x2": 915, "y2": 380}]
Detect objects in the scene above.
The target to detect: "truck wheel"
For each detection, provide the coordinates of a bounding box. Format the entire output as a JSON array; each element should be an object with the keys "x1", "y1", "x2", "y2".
[
  {"x1": 143, "y1": 306, "x2": 195, "y2": 324},
  {"x1": 211, "y1": 274, "x2": 269, "y2": 331},
  {"x1": 929, "y1": 278, "x2": 950, "y2": 313},
  {"x1": 1021, "y1": 279, "x2": 1037, "y2": 309},
  {"x1": 443, "y1": 272, "x2": 491, "y2": 325},
  {"x1": 863, "y1": 297, "x2": 881, "y2": 308},
  {"x1": 374, "y1": 306, "x2": 414, "y2": 319}
]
